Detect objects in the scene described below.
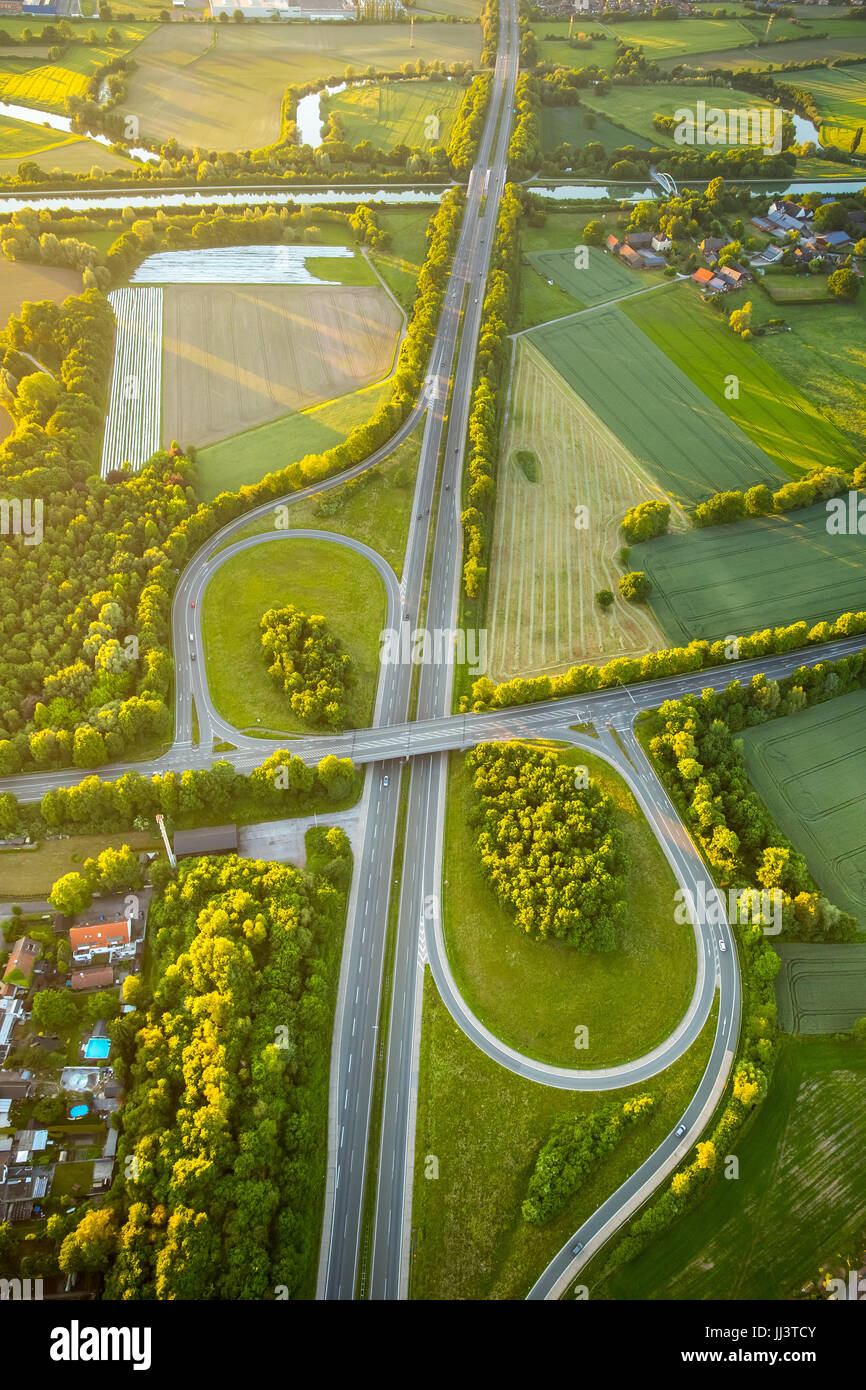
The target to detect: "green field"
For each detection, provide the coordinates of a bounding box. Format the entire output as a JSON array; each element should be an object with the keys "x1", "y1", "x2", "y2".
[
  {"x1": 657, "y1": 30, "x2": 866, "y2": 74},
  {"x1": 534, "y1": 29, "x2": 619, "y2": 73},
  {"x1": 196, "y1": 378, "x2": 393, "y2": 502},
  {"x1": 0, "y1": 113, "x2": 78, "y2": 159},
  {"x1": 442, "y1": 748, "x2": 696, "y2": 1068},
  {"x1": 774, "y1": 944, "x2": 866, "y2": 1034},
  {"x1": 632, "y1": 503, "x2": 866, "y2": 646},
  {"x1": 525, "y1": 244, "x2": 667, "y2": 312},
  {"x1": 0, "y1": 28, "x2": 152, "y2": 113},
  {"x1": 541, "y1": 104, "x2": 655, "y2": 155},
  {"x1": 759, "y1": 275, "x2": 836, "y2": 305},
  {"x1": 369, "y1": 207, "x2": 434, "y2": 311},
  {"x1": 201, "y1": 538, "x2": 386, "y2": 734},
  {"x1": 623, "y1": 281, "x2": 859, "y2": 478},
  {"x1": 126, "y1": 24, "x2": 482, "y2": 151},
  {"x1": 590, "y1": 1037, "x2": 866, "y2": 1299},
  {"x1": 579, "y1": 82, "x2": 779, "y2": 149},
  {"x1": 751, "y1": 296, "x2": 866, "y2": 456},
  {"x1": 596, "y1": 16, "x2": 759, "y2": 60},
  {"x1": 529, "y1": 303, "x2": 782, "y2": 505},
  {"x1": 321, "y1": 79, "x2": 465, "y2": 151},
  {"x1": 0, "y1": 831, "x2": 158, "y2": 900},
  {"x1": 219, "y1": 417, "x2": 424, "y2": 577},
  {"x1": 411, "y1": 973, "x2": 717, "y2": 1301},
  {"x1": 740, "y1": 689, "x2": 866, "y2": 927},
  {"x1": 787, "y1": 63, "x2": 866, "y2": 147}
]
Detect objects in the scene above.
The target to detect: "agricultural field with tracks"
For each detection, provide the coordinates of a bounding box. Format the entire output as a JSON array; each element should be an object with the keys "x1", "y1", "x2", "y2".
[
  {"x1": 631, "y1": 504, "x2": 866, "y2": 648},
  {"x1": 540, "y1": 104, "x2": 654, "y2": 155},
  {"x1": 740, "y1": 688, "x2": 866, "y2": 927},
  {"x1": 486, "y1": 339, "x2": 672, "y2": 679},
  {"x1": 623, "y1": 281, "x2": 859, "y2": 477},
  {"x1": 774, "y1": 944, "x2": 866, "y2": 1034},
  {"x1": 578, "y1": 82, "x2": 781, "y2": 149},
  {"x1": 528, "y1": 304, "x2": 782, "y2": 505},
  {"x1": 0, "y1": 259, "x2": 81, "y2": 325},
  {"x1": 0, "y1": 27, "x2": 153, "y2": 113},
  {"x1": 320, "y1": 79, "x2": 465, "y2": 151},
  {"x1": 101, "y1": 286, "x2": 163, "y2": 477},
  {"x1": 162, "y1": 282, "x2": 401, "y2": 450},
  {"x1": 524, "y1": 244, "x2": 667, "y2": 311},
  {"x1": 123, "y1": 23, "x2": 482, "y2": 151}
]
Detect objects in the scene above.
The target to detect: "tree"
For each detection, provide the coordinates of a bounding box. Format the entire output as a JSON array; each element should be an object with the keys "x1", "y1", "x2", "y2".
[
  {"x1": 596, "y1": 589, "x2": 614, "y2": 610},
  {"x1": 728, "y1": 300, "x2": 752, "y2": 336},
  {"x1": 619, "y1": 571, "x2": 651, "y2": 603},
  {"x1": 49, "y1": 871, "x2": 93, "y2": 916},
  {"x1": 59, "y1": 1207, "x2": 118, "y2": 1274},
  {"x1": 582, "y1": 219, "x2": 604, "y2": 246},
  {"x1": 31, "y1": 988, "x2": 79, "y2": 1034},
  {"x1": 828, "y1": 267, "x2": 860, "y2": 300}
]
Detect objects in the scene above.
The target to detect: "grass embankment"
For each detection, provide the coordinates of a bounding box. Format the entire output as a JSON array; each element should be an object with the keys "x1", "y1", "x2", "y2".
[
  {"x1": 201, "y1": 537, "x2": 386, "y2": 734},
  {"x1": 411, "y1": 976, "x2": 717, "y2": 1300},
  {"x1": 442, "y1": 747, "x2": 696, "y2": 1069}
]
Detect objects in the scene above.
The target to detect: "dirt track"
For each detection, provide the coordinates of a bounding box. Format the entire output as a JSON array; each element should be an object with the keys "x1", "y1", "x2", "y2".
[{"x1": 161, "y1": 284, "x2": 400, "y2": 449}]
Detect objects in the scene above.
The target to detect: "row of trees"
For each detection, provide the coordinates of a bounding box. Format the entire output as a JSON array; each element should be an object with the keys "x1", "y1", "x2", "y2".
[
  {"x1": 57, "y1": 840, "x2": 352, "y2": 1296},
  {"x1": 693, "y1": 464, "x2": 866, "y2": 529},
  {"x1": 448, "y1": 73, "x2": 493, "y2": 177},
  {"x1": 261, "y1": 606, "x2": 354, "y2": 730},
  {"x1": 467, "y1": 742, "x2": 628, "y2": 951},
  {"x1": 522, "y1": 1096, "x2": 654, "y2": 1224}
]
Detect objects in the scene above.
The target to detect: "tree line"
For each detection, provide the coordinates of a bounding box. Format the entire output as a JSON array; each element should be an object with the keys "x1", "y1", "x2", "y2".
[
  {"x1": 261, "y1": 605, "x2": 354, "y2": 730},
  {"x1": 523, "y1": 1096, "x2": 654, "y2": 1224}
]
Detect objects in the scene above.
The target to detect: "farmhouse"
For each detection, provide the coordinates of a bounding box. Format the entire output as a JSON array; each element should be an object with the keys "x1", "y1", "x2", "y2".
[
  {"x1": 699, "y1": 236, "x2": 726, "y2": 263},
  {"x1": 605, "y1": 233, "x2": 622, "y2": 253},
  {"x1": 618, "y1": 244, "x2": 643, "y2": 268},
  {"x1": 624, "y1": 232, "x2": 653, "y2": 250},
  {"x1": 651, "y1": 234, "x2": 672, "y2": 254},
  {"x1": 691, "y1": 267, "x2": 727, "y2": 291},
  {"x1": 769, "y1": 199, "x2": 810, "y2": 223},
  {"x1": 716, "y1": 265, "x2": 751, "y2": 290},
  {"x1": 766, "y1": 209, "x2": 805, "y2": 235}
]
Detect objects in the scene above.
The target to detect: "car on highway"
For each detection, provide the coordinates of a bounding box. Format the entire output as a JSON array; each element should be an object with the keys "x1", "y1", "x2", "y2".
[
  {"x1": 191, "y1": 600, "x2": 195, "y2": 608},
  {"x1": 719, "y1": 940, "x2": 727, "y2": 953},
  {"x1": 191, "y1": 652, "x2": 196, "y2": 661},
  {"x1": 188, "y1": 632, "x2": 194, "y2": 642},
  {"x1": 674, "y1": 1124, "x2": 686, "y2": 1138},
  {"x1": 383, "y1": 775, "x2": 389, "y2": 787},
  {"x1": 571, "y1": 1242, "x2": 583, "y2": 1256}
]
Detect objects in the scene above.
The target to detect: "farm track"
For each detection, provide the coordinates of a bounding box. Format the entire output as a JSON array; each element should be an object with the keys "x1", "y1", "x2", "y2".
[{"x1": 100, "y1": 286, "x2": 163, "y2": 478}]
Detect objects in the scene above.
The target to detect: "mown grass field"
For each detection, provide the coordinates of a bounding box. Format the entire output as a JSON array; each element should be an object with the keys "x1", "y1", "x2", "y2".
[
  {"x1": 0, "y1": 28, "x2": 152, "y2": 112},
  {"x1": 201, "y1": 538, "x2": 386, "y2": 734},
  {"x1": 589, "y1": 1038, "x2": 866, "y2": 1300},
  {"x1": 441, "y1": 745, "x2": 696, "y2": 1069},
  {"x1": 623, "y1": 281, "x2": 859, "y2": 478},
  {"x1": 196, "y1": 376, "x2": 393, "y2": 501},
  {"x1": 774, "y1": 944, "x2": 866, "y2": 1034},
  {"x1": 220, "y1": 417, "x2": 424, "y2": 577},
  {"x1": 596, "y1": 16, "x2": 759, "y2": 60},
  {"x1": 0, "y1": 113, "x2": 77, "y2": 159},
  {"x1": 125, "y1": 23, "x2": 482, "y2": 151},
  {"x1": 657, "y1": 30, "x2": 866, "y2": 73},
  {"x1": 788, "y1": 62, "x2": 866, "y2": 147},
  {"x1": 411, "y1": 976, "x2": 716, "y2": 1300},
  {"x1": 541, "y1": 104, "x2": 654, "y2": 154},
  {"x1": 760, "y1": 275, "x2": 835, "y2": 305},
  {"x1": 751, "y1": 296, "x2": 866, "y2": 456},
  {"x1": 579, "y1": 82, "x2": 779, "y2": 149},
  {"x1": 321, "y1": 78, "x2": 465, "y2": 151},
  {"x1": 740, "y1": 689, "x2": 866, "y2": 927},
  {"x1": 529, "y1": 303, "x2": 782, "y2": 505},
  {"x1": 369, "y1": 207, "x2": 433, "y2": 311},
  {"x1": 533, "y1": 29, "x2": 619, "y2": 73},
  {"x1": 525, "y1": 244, "x2": 666, "y2": 312},
  {"x1": 488, "y1": 340, "x2": 671, "y2": 677},
  {"x1": 632, "y1": 503, "x2": 866, "y2": 647},
  {"x1": 0, "y1": 831, "x2": 158, "y2": 901}
]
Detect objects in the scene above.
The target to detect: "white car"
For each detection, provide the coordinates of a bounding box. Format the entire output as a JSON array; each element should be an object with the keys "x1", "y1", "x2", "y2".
[
  {"x1": 719, "y1": 940, "x2": 727, "y2": 953},
  {"x1": 383, "y1": 775, "x2": 389, "y2": 788}
]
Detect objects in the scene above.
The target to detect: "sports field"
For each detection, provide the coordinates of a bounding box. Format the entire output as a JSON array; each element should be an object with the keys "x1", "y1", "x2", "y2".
[
  {"x1": 541, "y1": 105, "x2": 654, "y2": 155},
  {"x1": 124, "y1": 24, "x2": 482, "y2": 151},
  {"x1": 740, "y1": 688, "x2": 866, "y2": 926},
  {"x1": 631, "y1": 504, "x2": 866, "y2": 647},
  {"x1": 161, "y1": 283, "x2": 400, "y2": 449},
  {"x1": 752, "y1": 297, "x2": 866, "y2": 455},
  {"x1": 525, "y1": 244, "x2": 666, "y2": 312},
  {"x1": 774, "y1": 944, "x2": 866, "y2": 1034},
  {"x1": 528, "y1": 304, "x2": 782, "y2": 505},
  {"x1": 487, "y1": 340, "x2": 671, "y2": 679},
  {"x1": 592, "y1": 1037, "x2": 866, "y2": 1300},
  {"x1": 623, "y1": 281, "x2": 859, "y2": 478},
  {"x1": 201, "y1": 538, "x2": 386, "y2": 734},
  {"x1": 320, "y1": 79, "x2": 465, "y2": 151}
]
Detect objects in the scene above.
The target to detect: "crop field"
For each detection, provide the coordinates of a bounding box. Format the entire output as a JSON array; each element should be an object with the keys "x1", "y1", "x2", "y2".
[
  {"x1": 541, "y1": 104, "x2": 654, "y2": 154},
  {"x1": 0, "y1": 113, "x2": 77, "y2": 159},
  {"x1": 131, "y1": 244, "x2": 373, "y2": 286},
  {"x1": 656, "y1": 31, "x2": 866, "y2": 73},
  {"x1": 528, "y1": 304, "x2": 782, "y2": 505},
  {"x1": 592, "y1": 1038, "x2": 866, "y2": 1300},
  {"x1": 124, "y1": 24, "x2": 482, "y2": 151},
  {"x1": 631, "y1": 503, "x2": 866, "y2": 645},
  {"x1": 487, "y1": 340, "x2": 671, "y2": 679},
  {"x1": 595, "y1": 16, "x2": 759, "y2": 60},
  {"x1": 789, "y1": 64, "x2": 866, "y2": 146},
  {"x1": 320, "y1": 79, "x2": 465, "y2": 151},
  {"x1": 752, "y1": 298, "x2": 866, "y2": 455},
  {"x1": 0, "y1": 138, "x2": 133, "y2": 175},
  {"x1": 774, "y1": 944, "x2": 866, "y2": 1034},
  {"x1": 162, "y1": 283, "x2": 400, "y2": 450},
  {"x1": 101, "y1": 287, "x2": 163, "y2": 478},
  {"x1": 579, "y1": 82, "x2": 779, "y2": 148},
  {"x1": 533, "y1": 29, "x2": 619, "y2": 72},
  {"x1": 623, "y1": 281, "x2": 858, "y2": 477},
  {"x1": 525, "y1": 244, "x2": 667, "y2": 312},
  {"x1": 0, "y1": 259, "x2": 81, "y2": 328},
  {"x1": 0, "y1": 32, "x2": 152, "y2": 113},
  {"x1": 740, "y1": 689, "x2": 866, "y2": 926},
  {"x1": 201, "y1": 538, "x2": 385, "y2": 734},
  {"x1": 195, "y1": 376, "x2": 393, "y2": 501}
]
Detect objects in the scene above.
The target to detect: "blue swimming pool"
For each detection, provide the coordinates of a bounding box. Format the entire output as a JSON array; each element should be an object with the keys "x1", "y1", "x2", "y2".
[
  {"x1": 84, "y1": 1038, "x2": 110, "y2": 1061},
  {"x1": 69, "y1": 1104, "x2": 88, "y2": 1119}
]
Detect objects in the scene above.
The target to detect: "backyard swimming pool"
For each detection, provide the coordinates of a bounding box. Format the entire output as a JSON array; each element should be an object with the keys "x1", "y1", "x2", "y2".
[{"x1": 83, "y1": 1038, "x2": 110, "y2": 1061}]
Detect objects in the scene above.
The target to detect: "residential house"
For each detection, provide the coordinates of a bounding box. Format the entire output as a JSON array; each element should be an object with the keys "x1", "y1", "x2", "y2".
[
  {"x1": 0, "y1": 1163, "x2": 50, "y2": 1223},
  {"x1": 769, "y1": 199, "x2": 810, "y2": 223},
  {"x1": 750, "y1": 216, "x2": 776, "y2": 234},
  {"x1": 69, "y1": 965, "x2": 116, "y2": 993},
  {"x1": 699, "y1": 236, "x2": 726, "y2": 263},
  {"x1": 68, "y1": 920, "x2": 132, "y2": 966},
  {"x1": 814, "y1": 230, "x2": 851, "y2": 252},
  {"x1": 2, "y1": 936, "x2": 40, "y2": 997},
  {"x1": 766, "y1": 210, "x2": 805, "y2": 235},
  {"x1": 651, "y1": 234, "x2": 672, "y2": 254},
  {"x1": 691, "y1": 267, "x2": 728, "y2": 291},
  {"x1": 716, "y1": 262, "x2": 752, "y2": 290},
  {"x1": 0, "y1": 993, "x2": 25, "y2": 1062}
]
